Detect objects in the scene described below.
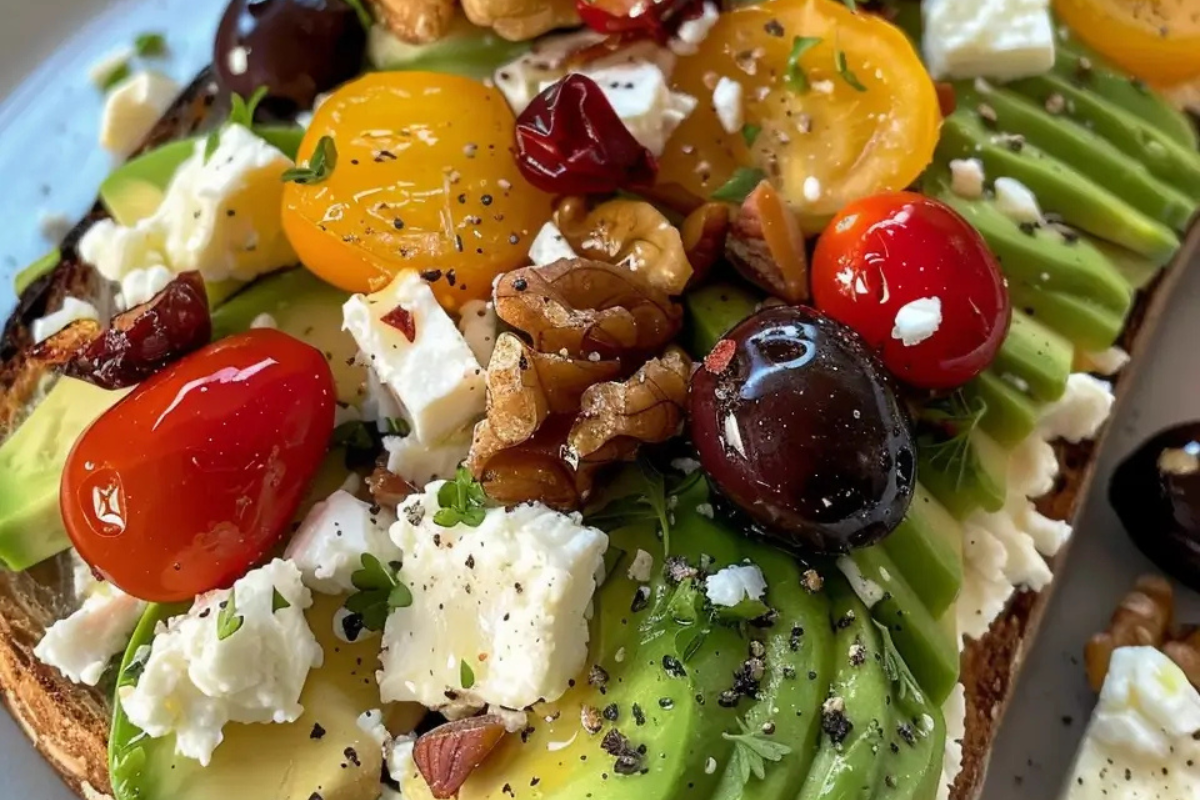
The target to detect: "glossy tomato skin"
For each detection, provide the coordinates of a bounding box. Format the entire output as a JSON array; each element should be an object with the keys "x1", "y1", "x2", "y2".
[
  {"x1": 811, "y1": 192, "x2": 1010, "y2": 391},
  {"x1": 62, "y1": 329, "x2": 335, "y2": 602}
]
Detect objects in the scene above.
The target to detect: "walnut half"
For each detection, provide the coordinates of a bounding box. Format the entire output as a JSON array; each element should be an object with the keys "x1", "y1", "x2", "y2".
[{"x1": 1084, "y1": 574, "x2": 1174, "y2": 691}]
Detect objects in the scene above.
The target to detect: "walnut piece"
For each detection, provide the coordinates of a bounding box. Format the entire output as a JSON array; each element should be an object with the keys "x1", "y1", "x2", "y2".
[
  {"x1": 1165, "y1": 630, "x2": 1200, "y2": 689},
  {"x1": 367, "y1": 465, "x2": 417, "y2": 508},
  {"x1": 1084, "y1": 574, "x2": 1174, "y2": 691},
  {"x1": 371, "y1": 0, "x2": 457, "y2": 43},
  {"x1": 413, "y1": 714, "x2": 508, "y2": 799},
  {"x1": 680, "y1": 202, "x2": 730, "y2": 289},
  {"x1": 568, "y1": 347, "x2": 691, "y2": 466},
  {"x1": 469, "y1": 415, "x2": 597, "y2": 510},
  {"x1": 461, "y1": 0, "x2": 580, "y2": 41},
  {"x1": 555, "y1": 198, "x2": 693, "y2": 296},
  {"x1": 494, "y1": 259, "x2": 683, "y2": 362},
  {"x1": 726, "y1": 180, "x2": 809, "y2": 304}
]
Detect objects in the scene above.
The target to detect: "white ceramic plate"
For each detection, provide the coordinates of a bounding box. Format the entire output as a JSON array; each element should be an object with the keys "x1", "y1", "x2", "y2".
[{"x1": 0, "y1": 4, "x2": 1198, "y2": 799}]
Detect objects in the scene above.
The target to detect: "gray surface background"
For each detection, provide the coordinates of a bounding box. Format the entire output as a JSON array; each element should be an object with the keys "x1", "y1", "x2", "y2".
[{"x1": 0, "y1": 2, "x2": 1198, "y2": 798}]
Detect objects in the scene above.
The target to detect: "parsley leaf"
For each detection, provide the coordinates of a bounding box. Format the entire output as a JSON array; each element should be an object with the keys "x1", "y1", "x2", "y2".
[
  {"x1": 785, "y1": 36, "x2": 822, "y2": 93},
  {"x1": 433, "y1": 467, "x2": 489, "y2": 528},
  {"x1": 873, "y1": 620, "x2": 924, "y2": 703},
  {"x1": 917, "y1": 391, "x2": 987, "y2": 492},
  {"x1": 332, "y1": 419, "x2": 377, "y2": 450},
  {"x1": 834, "y1": 49, "x2": 868, "y2": 92},
  {"x1": 216, "y1": 590, "x2": 244, "y2": 641},
  {"x1": 345, "y1": 554, "x2": 412, "y2": 631},
  {"x1": 722, "y1": 717, "x2": 793, "y2": 785},
  {"x1": 121, "y1": 645, "x2": 151, "y2": 685},
  {"x1": 740, "y1": 123, "x2": 762, "y2": 147},
  {"x1": 134, "y1": 32, "x2": 167, "y2": 58},
  {"x1": 460, "y1": 659, "x2": 476, "y2": 689},
  {"x1": 711, "y1": 167, "x2": 767, "y2": 204},
  {"x1": 341, "y1": 0, "x2": 374, "y2": 29},
  {"x1": 281, "y1": 135, "x2": 339, "y2": 185},
  {"x1": 272, "y1": 588, "x2": 291, "y2": 613}
]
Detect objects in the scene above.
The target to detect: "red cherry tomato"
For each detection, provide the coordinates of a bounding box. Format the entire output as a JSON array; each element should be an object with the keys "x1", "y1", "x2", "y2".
[
  {"x1": 811, "y1": 192, "x2": 1010, "y2": 391},
  {"x1": 62, "y1": 329, "x2": 336, "y2": 602}
]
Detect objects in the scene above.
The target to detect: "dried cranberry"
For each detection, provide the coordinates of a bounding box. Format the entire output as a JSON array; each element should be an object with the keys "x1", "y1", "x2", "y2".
[
  {"x1": 66, "y1": 271, "x2": 212, "y2": 389},
  {"x1": 514, "y1": 74, "x2": 657, "y2": 196},
  {"x1": 576, "y1": 0, "x2": 699, "y2": 39}
]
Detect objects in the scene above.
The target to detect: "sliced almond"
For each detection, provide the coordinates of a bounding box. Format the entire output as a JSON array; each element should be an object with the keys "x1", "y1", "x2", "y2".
[{"x1": 414, "y1": 714, "x2": 508, "y2": 799}]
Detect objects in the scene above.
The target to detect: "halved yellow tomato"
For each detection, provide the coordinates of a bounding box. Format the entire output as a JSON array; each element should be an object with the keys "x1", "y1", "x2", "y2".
[
  {"x1": 658, "y1": 0, "x2": 941, "y2": 234},
  {"x1": 281, "y1": 72, "x2": 553, "y2": 309},
  {"x1": 1055, "y1": 0, "x2": 1200, "y2": 85}
]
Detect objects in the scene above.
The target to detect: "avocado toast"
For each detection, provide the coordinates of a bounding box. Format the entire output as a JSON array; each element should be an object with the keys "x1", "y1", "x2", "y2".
[{"x1": 0, "y1": 2, "x2": 1198, "y2": 800}]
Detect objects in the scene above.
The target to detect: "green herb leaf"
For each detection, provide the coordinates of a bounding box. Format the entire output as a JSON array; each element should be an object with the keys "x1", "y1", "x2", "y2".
[
  {"x1": 740, "y1": 123, "x2": 762, "y2": 147},
  {"x1": 460, "y1": 659, "x2": 476, "y2": 689},
  {"x1": 384, "y1": 417, "x2": 411, "y2": 436},
  {"x1": 341, "y1": 0, "x2": 375, "y2": 29},
  {"x1": 785, "y1": 36, "x2": 822, "y2": 93},
  {"x1": 917, "y1": 392, "x2": 987, "y2": 492},
  {"x1": 667, "y1": 578, "x2": 706, "y2": 626},
  {"x1": 121, "y1": 646, "x2": 150, "y2": 684},
  {"x1": 388, "y1": 582, "x2": 414, "y2": 610},
  {"x1": 282, "y1": 135, "x2": 339, "y2": 185},
  {"x1": 834, "y1": 49, "x2": 867, "y2": 92},
  {"x1": 722, "y1": 717, "x2": 793, "y2": 786},
  {"x1": 101, "y1": 62, "x2": 132, "y2": 92},
  {"x1": 345, "y1": 554, "x2": 411, "y2": 632},
  {"x1": 711, "y1": 168, "x2": 767, "y2": 204},
  {"x1": 433, "y1": 466, "x2": 489, "y2": 528},
  {"x1": 203, "y1": 129, "x2": 221, "y2": 163},
  {"x1": 229, "y1": 86, "x2": 270, "y2": 128},
  {"x1": 675, "y1": 626, "x2": 711, "y2": 663},
  {"x1": 332, "y1": 420, "x2": 377, "y2": 451},
  {"x1": 584, "y1": 459, "x2": 702, "y2": 555},
  {"x1": 873, "y1": 620, "x2": 924, "y2": 703},
  {"x1": 714, "y1": 597, "x2": 772, "y2": 624},
  {"x1": 134, "y1": 32, "x2": 167, "y2": 58},
  {"x1": 272, "y1": 588, "x2": 291, "y2": 613},
  {"x1": 216, "y1": 590, "x2": 244, "y2": 641}
]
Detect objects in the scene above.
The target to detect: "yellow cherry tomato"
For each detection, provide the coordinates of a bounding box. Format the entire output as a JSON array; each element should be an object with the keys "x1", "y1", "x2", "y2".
[
  {"x1": 1055, "y1": 0, "x2": 1200, "y2": 85},
  {"x1": 658, "y1": 0, "x2": 941, "y2": 234},
  {"x1": 282, "y1": 72, "x2": 553, "y2": 309}
]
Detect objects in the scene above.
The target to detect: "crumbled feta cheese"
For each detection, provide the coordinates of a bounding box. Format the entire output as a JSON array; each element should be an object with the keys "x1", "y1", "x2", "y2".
[
  {"x1": 670, "y1": 457, "x2": 701, "y2": 474},
  {"x1": 922, "y1": 0, "x2": 1055, "y2": 81},
  {"x1": 489, "y1": 705, "x2": 530, "y2": 733},
  {"x1": 457, "y1": 299, "x2": 498, "y2": 366},
  {"x1": 949, "y1": 158, "x2": 986, "y2": 199},
  {"x1": 891, "y1": 297, "x2": 942, "y2": 347},
  {"x1": 100, "y1": 71, "x2": 180, "y2": 157},
  {"x1": 1039, "y1": 373, "x2": 1114, "y2": 443},
  {"x1": 380, "y1": 483, "x2": 608, "y2": 710},
  {"x1": 249, "y1": 312, "x2": 278, "y2": 329},
  {"x1": 627, "y1": 550, "x2": 654, "y2": 583},
  {"x1": 528, "y1": 221, "x2": 579, "y2": 267},
  {"x1": 79, "y1": 125, "x2": 298, "y2": 284},
  {"x1": 1081, "y1": 346, "x2": 1130, "y2": 376},
  {"x1": 670, "y1": 2, "x2": 720, "y2": 55},
  {"x1": 356, "y1": 708, "x2": 391, "y2": 747},
  {"x1": 383, "y1": 431, "x2": 472, "y2": 486},
  {"x1": 712, "y1": 77, "x2": 743, "y2": 135},
  {"x1": 993, "y1": 176, "x2": 1043, "y2": 225},
  {"x1": 385, "y1": 734, "x2": 417, "y2": 783},
  {"x1": 31, "y1": 297, "x2": 99, "y2": 344},
  {"x1": 284, "y1": 491, "x2": 400, "y2": 595},
  {"x1": 836, "y1": 557, "x2": 885, "y2": 607},
  {"x1": 343, "y1": 270, "x2": 485, "y2": 444},
  {"x1": 34, "y1": 576, "x2": 146, "y2": 686},
  {"x1": 705, "y1": 564, "x2": 767, "y2": 607},
  {"x1": 118, "y1": 559, "x2": 322, "y2": 765},
  {"x1": 118, "y1": 264, "x2": 173, "y2": 309}
]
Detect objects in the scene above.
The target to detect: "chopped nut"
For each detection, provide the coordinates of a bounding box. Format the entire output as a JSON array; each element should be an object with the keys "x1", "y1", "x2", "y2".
[
  {"x1": 801, "y1": 569, "x2": 824, "y2": 593},
  {"x1": 469, "y1": 415, "x2": 597, "y2": 510},
  {"x1": 460, "y1": 0, "x2": 580, "y2": 41},
  {"x1": 725, "y1": 181, "x2": 809, "y2": 303},
  {"x1": 1085, "y1": 574, "x2": 1174, "y2": 691},
  {"x1": 1164, "y1": 630, "x2": 1200, "y2": 689},
  {"x1": 679, "y1": 202, "x2": 730, "y2": 288},
  {"x1": 371, "y1": 0, "x2": 457, "y2": 43},
  {"x1": 413, "y1": 714, "x2": 507, "y2": 799},
  {"x1": 367, "y1": 466, "x2": 417, "y2": 508}
]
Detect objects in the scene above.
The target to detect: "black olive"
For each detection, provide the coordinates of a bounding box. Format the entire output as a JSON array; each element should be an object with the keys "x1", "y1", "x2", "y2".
[
  {"x1": 214, "y1": 0, "x2": 366, "y2": 116},
  {"x1": 1110, "y1": 422, "x2": 1200, "y2": 588}
]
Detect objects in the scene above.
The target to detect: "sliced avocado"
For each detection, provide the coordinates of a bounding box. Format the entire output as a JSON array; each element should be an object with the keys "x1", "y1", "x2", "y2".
[
  {"x1": 964, "y1": 370, "x2": 1040, "y2": 447},
  {"x1": 211, "y1": 268, "x2": 365, "y2": 404},
  {"x1": 14, "y1": 249, "x2": 60, "y2": 295},
  {"x1": 920, "y1": 427, "x2": 1007, "y2": 520},
  {"x1": 369, "y1": 16, "x2": 531, "y2": 77},
  {"x1": 1008, "y1": 73, "x2": 1200, "y2": 202},
  {"x1": 682, "y1": 280, "x2": 763, "y2": 358},
  {"x1": 109, "y1": 595, "x2": 412, "y2": 800},
  {"x1": 990, "y1": 309, "x2": 1073, "y2": 403},
  {"x1": 938, "y1": 112, "x2": 1179, "y2": 261},
  {"x1": 99, "y1": 126, "x2": 305, "y2": 226},
  {"x1": 1087, "y1": 237, "x2": 1165, "y2": 290},
  {"x1": 881, "y1": 484, "x2": 962, "y2": 618},
  {"x1": 1052, "y1": 32, "x2": 1198, "y2": 151},
  {"x1": 955, "y1": 82, "x2": 1196, "y2": 231},
  {"x1": 0, "y1": 378, "x2": 127, "y2": 571},
  {"x1": 845, "y1": 546, "x2": 960, "y2": 704}
]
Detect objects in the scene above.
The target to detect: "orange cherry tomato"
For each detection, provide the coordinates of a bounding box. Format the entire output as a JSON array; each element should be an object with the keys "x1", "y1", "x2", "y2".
[
  {"x1": 658, "y1": 0, "x2": 941, "y2": 234},
  {"x1": 1055, "y1": 0, "x2": 1200, "y2": 85},
  {"x1": 281, "y1": 72, "x2": 554, "y2": 310},
  {"x1": 62, "y1": 330, "x2": 335, "y2": 602}
]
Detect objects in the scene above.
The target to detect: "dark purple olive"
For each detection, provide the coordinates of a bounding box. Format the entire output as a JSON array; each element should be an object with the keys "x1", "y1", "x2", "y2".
[
  {"x1": 689, "y1": 306, "x2": 916, "y2": 554},
  {"x1": 1110, "y1": 423, "x2": 1200, "y2": 588},
  {"x1": 214, "y1": 0, "x2": 366, "y2": 115}
]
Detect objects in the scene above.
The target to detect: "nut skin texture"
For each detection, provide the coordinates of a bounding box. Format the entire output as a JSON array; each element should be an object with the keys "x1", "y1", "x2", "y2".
[
  {"x1": 414, "y1": 715, "x2": 508, "y2": 798},
  {"x1": 689, "y1": 306, "x2": 916, "y2": 554},
  {"x1": 1084, "y1": 574, "x2": 1173, "y2": 692}
]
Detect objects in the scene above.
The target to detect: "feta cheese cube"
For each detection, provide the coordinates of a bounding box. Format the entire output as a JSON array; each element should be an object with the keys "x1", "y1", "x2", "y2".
[
  {"x1": 379, "y1": 484, "x2": 608, "y2": 710},
  {"x1": 891, "y1": 296, "x2": 942, "y2": 347},
  {"x1": 100, "y1": 71, "x2": 181, "y2": 157},
  {"x1": 79, "y1": 125, "x2": 298, "y2": 284},
  {"x1": 31, "y1": 297, "x2": 99, "y2": 344},
  {"x1": 457, "y1": 298, "x2": 499, "y2": 366},
  {"x1": 118, "y1": 264, "x2": 174, "y2": 309},
  {"x1": 249, "y1": 312, "x2": 278, "y2": 329},
  {"x1": 671, "y1": 2, "x2": 721, "y2": 56},
  {"x1": 627, "y1": 549, "x2": 654, "y2": 583},
  {"x1": 118, "y1": 559, "x2": 322, "y2": 765},
  {"x1": 922, "y1": 0, "x2": 1055, "y2": 81},
  {"x1": 284, "y1": 491, "x2": 400, "y2": 595},
  {"x1": 528, "y1": 221, "x2": 579, "y2": 267},
  {"x1": 1038, "y1": 373, "x2": 1114, "y2": 443},
  {"x1": 34, "y1": 578, "x2": 146, "y2": 686},
  {"x1": 994, "y1": 177, "x2": 1043, "y2": 225},
  {"x1": 343, "y1": 270, "x2": 486, "y2": 444},
  {"x1": 949, "y1": 158, "x2": 986, "y2": 199},
  {"x1": 705, "y1": 564, "x2": 767, "y2": 607},
  {"x1": 712, "y1": 77, "x2": 743, "y2": 135},
  {"x1": 1081, "y1": 346, "x2": 1131, "y2": 376},
  {"x1": 384, "y1": 432, "x2": 472, "y2": 486}
]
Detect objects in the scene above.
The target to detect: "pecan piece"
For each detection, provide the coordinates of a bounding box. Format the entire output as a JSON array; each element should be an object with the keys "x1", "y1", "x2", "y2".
[
  {"x1": 413, "y1": 714, "x2": 508, "y2": 799},
  {"x1": 1084, "y1": 574, "x2": 1174, "y2": 691},
  {"x1": 568, "y1": 347, "x2": 691, "y2": 466},
  {"x1": 494, "y1": 259, "x2": 682, "y2": 362},
  {"x1": 726, "y1": 180, "x2": 809, "y2": 304}
]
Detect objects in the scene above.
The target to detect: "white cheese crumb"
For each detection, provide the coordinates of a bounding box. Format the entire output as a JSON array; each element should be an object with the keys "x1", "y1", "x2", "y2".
[
  {"x1": 118, "y1": 264, "x2": 173, "y2": 310},
  {"x1": 528, "y1": 221, "x2": 579, "y2": 267},
  {"x1": 994, "y1": 177, "x2": 1043, "y2": 225},
  {"x1": 31, "y1": 297, "x2": 99, "y2": 344},
  {"x1": 712, "y1": 77, "x2": 743, "y2": 135},
  {"x1": 1038, "y1": 373, "x2": 1114, "y2": 443},
  {"x1": 836, "y1": 556, "x2": 885, "y2": 607},
  {"x1": 802, "y1": 176, "x2": 822, "y2": 203},
  {"x1": 227, "y1": 46, "x2": 249, "y2": 77},
  {"x1": 705, "y1": 564, "x2": 767, "y2": 607},
  {"x1": 283, "y1": 490, "x2": 400, "y2": 595},
  {"x1": 949, "y1": 158, "x2": 986, "y2": 199},
  {"x1": 99, "y1": 71, "x2": 181, "y2": 157},
  {"x1": 890, "y1": 296, "x2": 943, "y2": 347},
  {"x1": 627, "y1": 550, "x2": 655, "y2": 583},
  {"x1": 249, "y1": 312, "x2": 278, "y2": 329},
  {"x1": 671, "y1": 2, "x2": 721, "y2": 55}
]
